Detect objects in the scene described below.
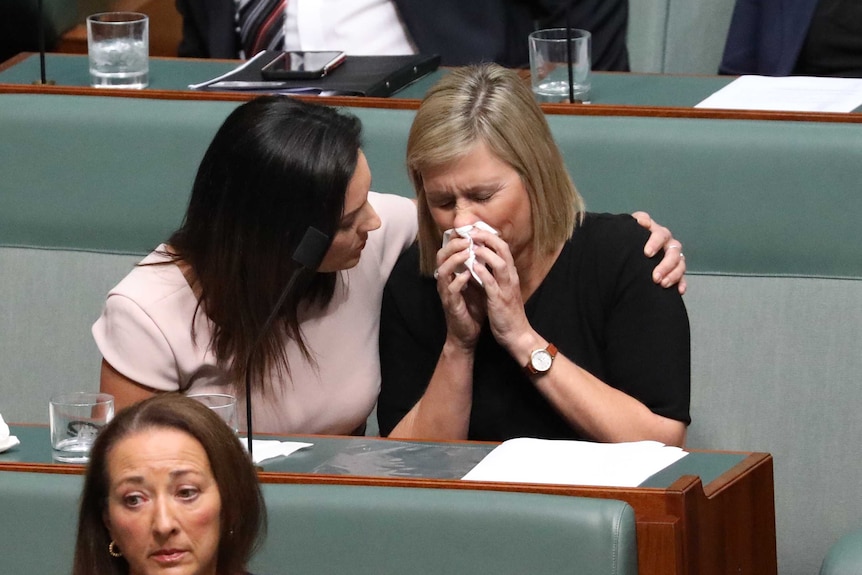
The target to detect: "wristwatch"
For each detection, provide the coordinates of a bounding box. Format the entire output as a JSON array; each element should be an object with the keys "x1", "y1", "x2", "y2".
[{"x1": 525, "y1": 343, "x2": 558, "y2": 375}]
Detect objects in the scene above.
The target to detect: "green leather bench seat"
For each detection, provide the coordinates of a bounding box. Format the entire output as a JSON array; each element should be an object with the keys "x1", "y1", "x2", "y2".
[
  {"x1": 0, "y1": 470, "x2": 638, "y2": 575},
  {"x1": 1, "y1": 93, "x2": 861, "y2": 575},
  {"x1": 820, "y1": 527, "x2": 862, "y2": 575}
]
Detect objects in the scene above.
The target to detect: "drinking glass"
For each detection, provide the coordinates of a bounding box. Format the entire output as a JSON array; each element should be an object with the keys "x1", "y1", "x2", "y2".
[
  {"x1": 529, "y1": 28, "x2": 591, "y2": 103},
  {"x1": 87, "y1": 12, "x2": 149, "y2": 89},
  {"x1": 189, "y1": 393, "x2": 239, "y2": 433},
  {"x1": 49, "y1": 392, "x2": 114, "y2": 463}
]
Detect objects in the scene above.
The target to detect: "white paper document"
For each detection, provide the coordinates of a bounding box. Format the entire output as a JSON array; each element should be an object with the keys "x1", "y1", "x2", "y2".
[
  {"x1": 240, "y1": 438, "x2": 313, "y2": 465},
  {"x1": 461, "y1": 438, "x2": 688, "y2": 487},
  {"x1": 695, "y1": 75, "x2": 862, "y2": 113}
]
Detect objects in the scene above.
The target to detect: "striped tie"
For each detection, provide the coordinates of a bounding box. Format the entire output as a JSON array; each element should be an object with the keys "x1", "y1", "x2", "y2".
[{"x1": 237, "y1": 0, "x2": 287, "y2": 59}]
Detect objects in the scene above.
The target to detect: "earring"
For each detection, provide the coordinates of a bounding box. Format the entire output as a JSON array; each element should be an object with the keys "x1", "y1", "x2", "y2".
[{"x1": 108, "y1": 540, "x2": 123, "y2": 558}]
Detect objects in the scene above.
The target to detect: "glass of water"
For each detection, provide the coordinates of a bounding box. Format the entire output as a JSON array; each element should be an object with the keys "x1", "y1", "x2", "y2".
[
  {"x1": 87, "y1": 12, "x2": 149, "y2": 89},
  {"x1": 49, "y1": 392, "x2": 114, "y2": 463},
  {"x1": 529, "y1": 28, "x2": 591, "y2": 103},
  {"x1": 189, "y1": 393, "x2": 239, "y2": 433}
]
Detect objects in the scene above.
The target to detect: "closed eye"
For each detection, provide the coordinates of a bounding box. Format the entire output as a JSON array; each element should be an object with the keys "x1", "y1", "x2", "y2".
[{"x1": 429, "y1": 198, "x2": 455, "y2": 209}]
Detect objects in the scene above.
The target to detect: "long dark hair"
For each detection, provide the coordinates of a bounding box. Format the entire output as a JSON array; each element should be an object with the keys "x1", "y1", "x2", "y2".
[
  {"x1": 72, "y1": 393, "x2": 266, "y2": 575},
  {"x1": 165, "y1": 96, "x2": 362, "y2": 397}
]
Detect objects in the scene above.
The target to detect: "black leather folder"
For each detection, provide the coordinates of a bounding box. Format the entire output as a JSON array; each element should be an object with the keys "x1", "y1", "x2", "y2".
[{"x1": 190, "y1": 51, "x2": 441, "y2": 97}]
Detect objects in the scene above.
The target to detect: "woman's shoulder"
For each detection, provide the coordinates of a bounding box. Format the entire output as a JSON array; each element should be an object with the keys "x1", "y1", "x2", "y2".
[
  {"x1": 578, "y1": 212, "x2": 647, "y2": 242},
  {"x1": 107, "y1": 245, "x2": 195, "y2": 309},
  {"x1": 559, "y1": 213, "x2": 654, "y2": 286},
  {"x1": 364, "y1": 192, "x2": 418, "y2": 263},
  {"x1": 570, "y1": 212, "x2": 649, "y2": 258}
]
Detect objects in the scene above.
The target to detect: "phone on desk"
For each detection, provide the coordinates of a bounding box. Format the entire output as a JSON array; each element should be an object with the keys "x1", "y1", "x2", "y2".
[{"x1": 261, "y1": 51, "x2": 347, "y2": 80}]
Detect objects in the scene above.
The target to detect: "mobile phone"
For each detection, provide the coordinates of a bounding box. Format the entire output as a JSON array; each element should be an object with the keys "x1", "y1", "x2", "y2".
[{"x1": 260, "y1": 51, "x2": 347, "y2": 80}]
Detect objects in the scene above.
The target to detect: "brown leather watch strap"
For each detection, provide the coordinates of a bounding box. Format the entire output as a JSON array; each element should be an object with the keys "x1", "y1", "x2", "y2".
[{"x1": 525, "y1": 343, "x2": 558, "y2": 374}]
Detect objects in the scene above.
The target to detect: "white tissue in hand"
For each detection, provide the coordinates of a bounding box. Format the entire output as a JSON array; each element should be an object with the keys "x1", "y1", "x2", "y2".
[
  {"x1": 441, "y1": 221, "x2": 499, "y2": 285},
  {"x1": 0, "y1": 413, "x2": 20, "y2": 453}
]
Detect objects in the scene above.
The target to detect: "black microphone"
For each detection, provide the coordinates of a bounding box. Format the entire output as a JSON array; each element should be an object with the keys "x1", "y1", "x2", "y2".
[
  {"x1": 32, "y1": 0, "x2": 53, "y2": 85},
  {"x1": 243, "y1": 226, "x2": 330, "y2": 462},
  {"x1": 565, "y1": 3, "x2": 575, "y2": 104}
]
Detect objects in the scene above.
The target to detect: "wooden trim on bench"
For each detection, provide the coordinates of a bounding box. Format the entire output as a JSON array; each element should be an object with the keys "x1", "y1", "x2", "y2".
[{"x1": 2, "y1": 54, "x2": 861, "y2": 123}]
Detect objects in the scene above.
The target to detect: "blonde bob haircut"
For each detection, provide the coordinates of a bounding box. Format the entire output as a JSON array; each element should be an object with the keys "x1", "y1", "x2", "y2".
[{"x1": 407, "y1": 63, "x2": 584, "y2": 276}]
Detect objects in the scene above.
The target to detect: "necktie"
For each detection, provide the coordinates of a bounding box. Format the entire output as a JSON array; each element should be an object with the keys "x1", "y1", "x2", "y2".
[{"x1": 237, "y1": 0, "x2": 287, "y2": 58}]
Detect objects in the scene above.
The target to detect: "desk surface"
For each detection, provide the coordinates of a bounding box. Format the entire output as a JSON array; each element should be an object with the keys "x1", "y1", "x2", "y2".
[
  {"x1": 2, "y1": 52, "x2": 860, "y2": 122},
  {"x1": 3, "y1": 425, "x2": 744, "y2": 490}
]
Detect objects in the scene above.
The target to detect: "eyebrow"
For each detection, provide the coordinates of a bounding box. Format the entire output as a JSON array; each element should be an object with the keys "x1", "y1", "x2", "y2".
[
  {"x1": 426, "y1": 183, "x2": 501, "y2": 196},
  {"x1": 114, "y1": 469, "x2": 203, "y2": 486}
]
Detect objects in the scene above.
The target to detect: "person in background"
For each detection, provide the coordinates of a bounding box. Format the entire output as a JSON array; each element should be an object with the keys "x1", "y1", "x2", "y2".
[
  {"x1": 719, "y1": 0, "x2": 862, "y2": 77},
  {"x1": 176, "y1": 0, "x2": 629, "y2": 70},
  {"x1": 72, "y1": 393, "x2": 266, "y2": 575},
  {"x1": 93, "y1": 95, "x2": 685, "y2": 436},
  {"x1": 378, "y1": 64, "x2": 690, "y2": 446}
]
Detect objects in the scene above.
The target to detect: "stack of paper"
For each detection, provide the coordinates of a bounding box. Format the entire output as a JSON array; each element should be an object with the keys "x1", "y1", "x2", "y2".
[
  {"x1": 461, "y1": 438, "x2": 687, "y2": 487},
  {"x1": 240, "y1": 438, "x2": 312, "y2": 465},
  {"x1": 695, "y1": 75, "x2": 862, "y2": 113}
]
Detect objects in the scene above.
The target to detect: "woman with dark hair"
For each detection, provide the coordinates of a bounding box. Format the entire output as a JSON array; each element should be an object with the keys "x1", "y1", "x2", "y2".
[
  {"x1": 93, "y1": 95, "x2": 686, "y2": 436},
  {"x1": 72, "y1": 393, "x2": 266, "y2": 575},
  {"x1": 93, "y1": 95, "x2": 415, "y2": 435}
]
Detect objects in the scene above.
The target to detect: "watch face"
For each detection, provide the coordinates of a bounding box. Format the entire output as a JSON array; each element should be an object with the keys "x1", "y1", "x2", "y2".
[{"x1": 531, "y1": 349, "x2": 553, "y2": 372}]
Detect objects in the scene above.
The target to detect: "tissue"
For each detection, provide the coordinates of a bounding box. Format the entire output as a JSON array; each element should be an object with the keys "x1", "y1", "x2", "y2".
[
  {"x1": 441, "y1": 221, "x2": 499, "y2": 285},
  {"x1": 0, "y1": 413, "x2": 21, "y2": 453}
]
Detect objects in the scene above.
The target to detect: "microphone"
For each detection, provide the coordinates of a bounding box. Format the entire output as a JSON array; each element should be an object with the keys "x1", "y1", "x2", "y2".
[
  {"x1": 565, "y1": 3, "x2": 574, "y2": 103},
  {"x1": 243, "y1": 226, "x2": 330, "y2": 462},
  {"x1": 32, "y1": 0, "x2": 54, "y2": 85}
]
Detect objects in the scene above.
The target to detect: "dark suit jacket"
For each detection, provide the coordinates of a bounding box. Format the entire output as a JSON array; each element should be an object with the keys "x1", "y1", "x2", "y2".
[
  {"x1": 719, "y1": 0, "x2": 820, "y2": 75},
  {"x1": 175, "y1": 0, "x2": 628, "y2": 71}
]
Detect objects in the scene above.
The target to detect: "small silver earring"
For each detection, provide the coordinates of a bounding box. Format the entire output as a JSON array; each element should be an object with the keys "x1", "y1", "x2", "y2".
[{"x1": 108, "y1": 540, "x2": 123, "y2": 558}]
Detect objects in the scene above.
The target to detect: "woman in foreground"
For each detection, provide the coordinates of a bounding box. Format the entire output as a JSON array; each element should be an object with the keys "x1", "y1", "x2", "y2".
[{"x1": 72, "y1": 393, "x2": 266, "y2": 575}]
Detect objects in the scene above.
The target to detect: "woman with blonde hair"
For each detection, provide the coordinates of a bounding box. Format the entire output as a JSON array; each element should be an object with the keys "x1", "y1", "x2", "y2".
[{"x1": 378, "y1": 64, "x2": 690, "y2": 446}]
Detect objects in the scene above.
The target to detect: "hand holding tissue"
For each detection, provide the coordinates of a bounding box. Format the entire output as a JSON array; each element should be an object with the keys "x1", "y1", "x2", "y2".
[{"x1": 441, "y1": 222, "x2": 499, "y2": 285}]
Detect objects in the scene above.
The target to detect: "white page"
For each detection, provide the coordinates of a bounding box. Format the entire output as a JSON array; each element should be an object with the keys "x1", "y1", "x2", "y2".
[
  {"x1": 461, "y1": 438, "x2": 687, "y2": 487},
  {"x1": 695, "y1": 75, "x2": 862, "y2": 113},
  {"x1": 240, "y1": 438, "x2": 313, "y2": 465}
]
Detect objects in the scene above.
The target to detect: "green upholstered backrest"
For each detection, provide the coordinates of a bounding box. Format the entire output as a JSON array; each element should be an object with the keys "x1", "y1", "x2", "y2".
[
  {"x1": 0, "y1": 471, "x2": 638, "y2": 575},
  {"x1": 0, "y1": 95, "x2": 416, "y2": 255},
  {"x1": 3, "y1": 94, "x2": 861, "y2": 280},
  {"x1": 256, "y1": 483, "x2": 638, "y2": 575}
]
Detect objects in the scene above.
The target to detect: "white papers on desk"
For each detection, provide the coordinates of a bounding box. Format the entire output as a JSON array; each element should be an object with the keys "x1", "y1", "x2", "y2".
[
  {"x1": 461, "y1": 438, "x2": 687, "y2": 487},
  {"x1": 239, "y1": 438, "x2": 313, "y2": 465},
  {"x1": 695, "y1": 75, "x2": 862, "y2": 113}
]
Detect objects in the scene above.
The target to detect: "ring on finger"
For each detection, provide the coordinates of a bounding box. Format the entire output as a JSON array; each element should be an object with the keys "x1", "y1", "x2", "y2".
[
  {"x1": 667, "y1": 244, "x2": 682, "y2": 251},
  {"x1": 679, "y1": 252, "x2": 685, "y2": 259}
]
